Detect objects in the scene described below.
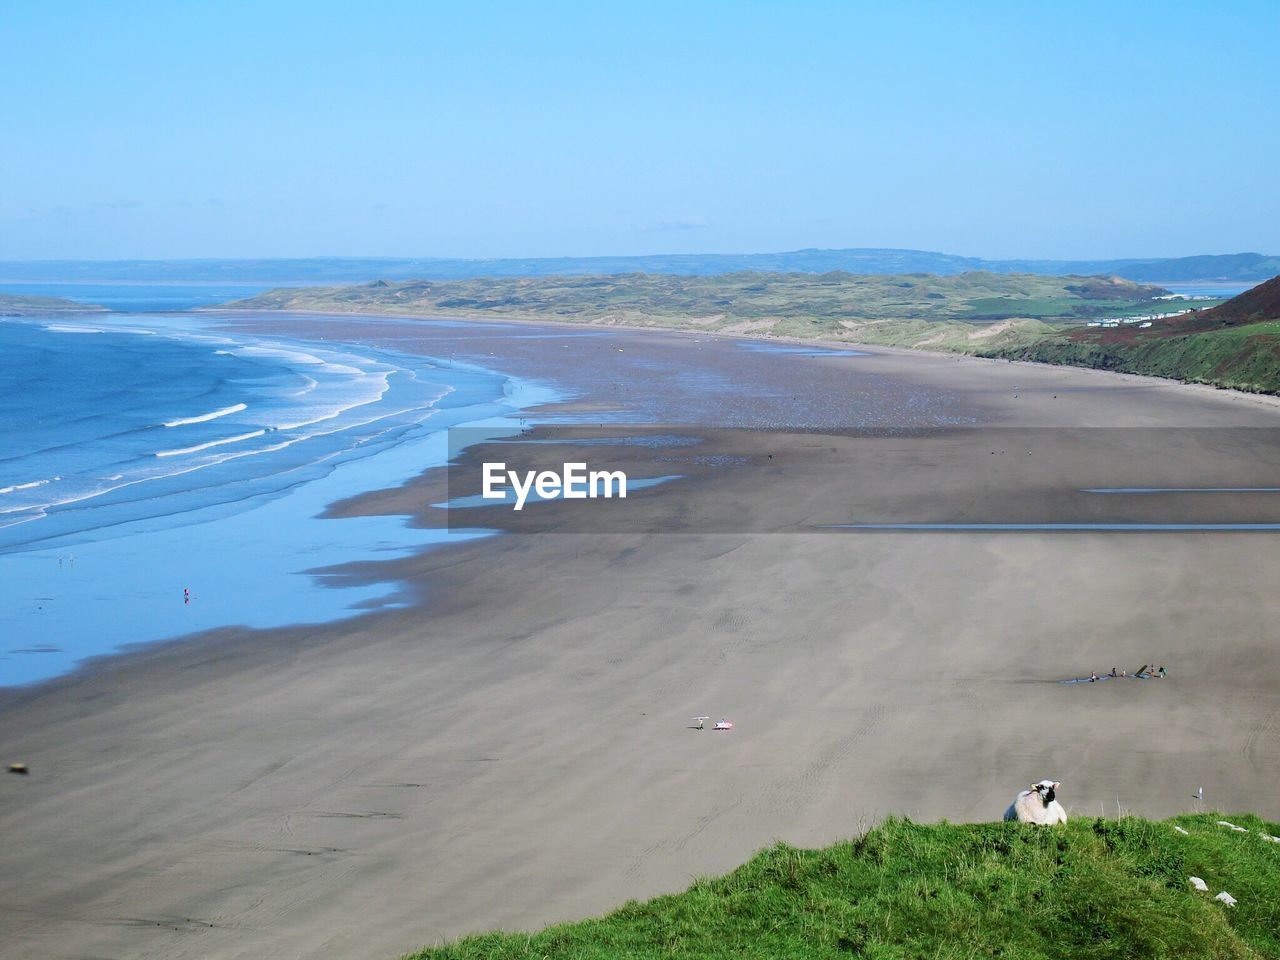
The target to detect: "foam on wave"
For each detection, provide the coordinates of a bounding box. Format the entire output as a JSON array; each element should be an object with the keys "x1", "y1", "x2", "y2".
[{"x1": 162, "y1": 403, "x2": 248, "y2": 428}]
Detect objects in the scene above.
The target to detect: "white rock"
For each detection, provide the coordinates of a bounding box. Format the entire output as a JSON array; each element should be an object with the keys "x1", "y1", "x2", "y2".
[
  {"x1": 1216, "y1": 820, "x2": 1248, "y2": 832},
  {"x1": 1259, "y1": 832, "x2": 1280, "y2": 843},
  {"x1": 1189, "y1": 876, "x2": 1208, "y2": 891},
  {"x1": 1173, "y1": 825, "x2": 1190, "y2": 835},
  {"x1": 1215, "y1": 891, "x2": 1237, "y2": 907}
]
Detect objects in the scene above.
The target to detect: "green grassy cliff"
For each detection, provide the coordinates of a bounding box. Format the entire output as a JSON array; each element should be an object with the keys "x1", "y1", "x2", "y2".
[
  {"x1": 407, "y1": 814, "x2": 1280, "y2": 960},
  {"x1": 985, "y1": 275, "x2": 1280, "y2": 394}
]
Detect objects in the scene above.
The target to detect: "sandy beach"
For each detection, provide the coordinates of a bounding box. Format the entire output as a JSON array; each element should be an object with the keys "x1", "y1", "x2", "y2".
[{"x1": 3, "y1": 317, "x2": 1280, "y2": 960}]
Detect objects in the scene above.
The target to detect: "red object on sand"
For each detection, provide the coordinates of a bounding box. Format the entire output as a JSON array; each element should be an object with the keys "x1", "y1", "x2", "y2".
[{"x1": 713, "y1": 720, "x2": 733, "y2": 731}]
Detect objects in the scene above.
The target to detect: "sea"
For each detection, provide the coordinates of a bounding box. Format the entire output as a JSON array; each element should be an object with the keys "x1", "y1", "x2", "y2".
[
  {"x1": 1154, "y1": 281, "x2": 1258, "y2": 299},
  {"x1": 0, "y1": 286, "x2": 549, "y2": 686},
  {"x1": 0, "y1": 281, "x2": 288, "y2": 313}
]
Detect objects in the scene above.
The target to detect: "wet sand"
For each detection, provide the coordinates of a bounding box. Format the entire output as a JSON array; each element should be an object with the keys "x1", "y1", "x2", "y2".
[{"x1": 2, "y1": 317, "x2": 1280, "y2": 960}]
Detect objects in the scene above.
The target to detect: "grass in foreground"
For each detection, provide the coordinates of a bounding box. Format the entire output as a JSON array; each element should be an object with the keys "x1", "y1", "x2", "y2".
[{"x1": 407, "y1": 814, "x2": 1280, "y2": 960}]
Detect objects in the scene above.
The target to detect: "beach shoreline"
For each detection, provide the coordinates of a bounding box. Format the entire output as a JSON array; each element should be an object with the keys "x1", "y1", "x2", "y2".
[
  {"x1": 3, "y1": 315, "x2": 1280, "y2": 960},
  {"x1": 203, "y1": 304, "x2": 1280, "y2": 412},
  {"x1": 0, "y1": 313, "x2": 566, "y2": 688}
]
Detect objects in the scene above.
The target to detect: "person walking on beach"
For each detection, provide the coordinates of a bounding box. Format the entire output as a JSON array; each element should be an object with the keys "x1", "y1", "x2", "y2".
[{"x1": 183, "y1": 587, "x2": 190, "y2": 605}]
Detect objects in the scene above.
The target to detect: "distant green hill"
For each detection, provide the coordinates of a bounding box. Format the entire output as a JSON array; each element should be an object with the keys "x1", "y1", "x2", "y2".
[
  {"x1": 4, "y1": 250, "x2": 1278, "y2": 283},
  {"x1": 219, "y1": 271, "x2": 1167, "y2": 351},
  {"x1": 987, "y1": 275, "x2": 1280, "y2": 394},
  {"x1": 0, "y1": 292, "x2": 104, "y2": 315},
  {"x1": 221, "y1": 271, "x2": 1280, "y2": 393},
  {"x1": 406, "y1": 814, "x2": 1280, "y2": 960}
]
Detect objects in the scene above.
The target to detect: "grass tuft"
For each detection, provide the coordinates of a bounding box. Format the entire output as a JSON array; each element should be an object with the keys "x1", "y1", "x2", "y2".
[{"x1": 405, "y1": 814, "x2": 1280, "y2": 959}]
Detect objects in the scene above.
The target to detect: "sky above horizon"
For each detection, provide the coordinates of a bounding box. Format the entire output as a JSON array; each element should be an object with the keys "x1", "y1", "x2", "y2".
[{"x1": 2, "y1": 1, "x2": 1277, "y2": 262}]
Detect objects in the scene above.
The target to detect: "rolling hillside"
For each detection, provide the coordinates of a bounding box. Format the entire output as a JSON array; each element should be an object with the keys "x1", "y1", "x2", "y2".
[
  {"x1": 987, "y1": 275, "x2": 1280, "y2": 393},
  {"x1": 219, "y1": 271, "x2": 1167, "y2": 351},
  {"x1": 405, "y1": 814, "x2": 1280, "y2": 960}
]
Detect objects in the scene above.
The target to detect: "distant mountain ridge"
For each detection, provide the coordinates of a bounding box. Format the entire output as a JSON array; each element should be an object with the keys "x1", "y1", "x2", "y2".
[{"x1": 2, "y1": 249, "x2": 1277, "y2": 284}]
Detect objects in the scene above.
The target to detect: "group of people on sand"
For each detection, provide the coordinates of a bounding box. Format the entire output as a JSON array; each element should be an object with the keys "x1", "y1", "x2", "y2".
[{"x1": 1088, "y1": 664, "x2": 1167, "y2": 682}]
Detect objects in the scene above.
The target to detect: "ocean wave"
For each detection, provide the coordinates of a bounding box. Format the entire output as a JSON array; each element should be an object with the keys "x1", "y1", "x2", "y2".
[
  {"x1": 162, "y1": 403, "x2": 248, "y2": 428},
  {"x1": 260, "y1": 366, "x2": 395, "y2": 430},
  {"x1": 268, "y1": 411, "x2": 344, "y2": 432},
  {"x1": 0, "y1": 320, "x2": 486, "y2": 556},
  {"x1": 155, "y1": 430, "x2": 267, "y2": 458},
  {"x1": 292, "y1": 375, "x2": 319, "y2": 397},
  {"x1": 232, "y1": 345, "x2": 385, "y2": 381},
  {"x1": 43, "y1": 324, "x2": 105, "y2": 334},
  {"x1": 14, "y1": 413, "x2": 422, "y2": 522},
  {"x1": 318, "y1": 362, "x2": 366, "y2": 376},
  {"x1": 231, "y1": 344, "x2": 328, "y2": 366},
  {"x1": 0, "y1": 509, "x2": 44, "y2": 528},
  {"x1": 0, "y1": 477, "x2": 58, "y2": 496},
  {"x1": 261, "y1": 380, "x2": 392, "y2": 430}
]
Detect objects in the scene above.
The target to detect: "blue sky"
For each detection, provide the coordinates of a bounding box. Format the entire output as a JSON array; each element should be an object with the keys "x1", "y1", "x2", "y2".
[{"x1": 2, "y1": 1, "x2": 1277, "y2": 260}]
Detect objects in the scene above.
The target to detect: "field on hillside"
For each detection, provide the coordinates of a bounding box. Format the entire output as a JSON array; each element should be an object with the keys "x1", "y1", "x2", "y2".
[
  {"x1": 407, "y1": 815, "x2": 1280, "y2": 960},
  {"x1": 991, "y1": 320, "x2": 1280, "y2": 394},
  {"x1": 221, "y1": 272, "x2": 1167, "y2": 350},
  {"x1": 222, "y1": 271, "x2": 1280, "y2": 391},
  {"x1": 986, "y1": 276, "x2": 1280, "y2": 393}
]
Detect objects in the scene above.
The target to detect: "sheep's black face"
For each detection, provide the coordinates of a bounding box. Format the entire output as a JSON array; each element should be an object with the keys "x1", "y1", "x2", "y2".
[{"x1": 1032, "y1": 780, "x2": 1059, "y2": 804}]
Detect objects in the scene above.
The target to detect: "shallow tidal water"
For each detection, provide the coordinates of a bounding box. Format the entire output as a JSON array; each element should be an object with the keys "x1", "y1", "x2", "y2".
[{"x1": 0, "y1": 310, "x2": 552, "y2": 686}]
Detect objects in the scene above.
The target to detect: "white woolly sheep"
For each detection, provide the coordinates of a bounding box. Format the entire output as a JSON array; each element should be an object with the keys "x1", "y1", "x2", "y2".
[{"x1": 1004, "y1": 779, "x2": 1067, "y2": 825}]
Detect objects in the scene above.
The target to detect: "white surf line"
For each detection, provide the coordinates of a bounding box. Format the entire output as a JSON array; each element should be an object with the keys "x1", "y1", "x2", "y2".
[
  {"x1": 162, "y1": 403, "x2": 248, "y2": 427},
  {"x1": 155, "y1": 430, "x2": 266, "y2": 458},
  {"x1": 0, "y1": 477, "x2": 57, "y2": 496},
  {"x1": 268, "y1": 411, "x2": 344, "y2": 432}
]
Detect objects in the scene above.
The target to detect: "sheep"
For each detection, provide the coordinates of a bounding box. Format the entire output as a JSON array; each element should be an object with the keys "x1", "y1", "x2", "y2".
[{"x1": 1004, "y1": 779, "x2": 1067, "y2": 825}]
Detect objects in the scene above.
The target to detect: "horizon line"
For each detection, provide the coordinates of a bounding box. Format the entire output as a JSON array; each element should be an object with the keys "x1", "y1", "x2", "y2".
[{"x1": 0, "y1": 247, "x2": 1274, "y2": 266}]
